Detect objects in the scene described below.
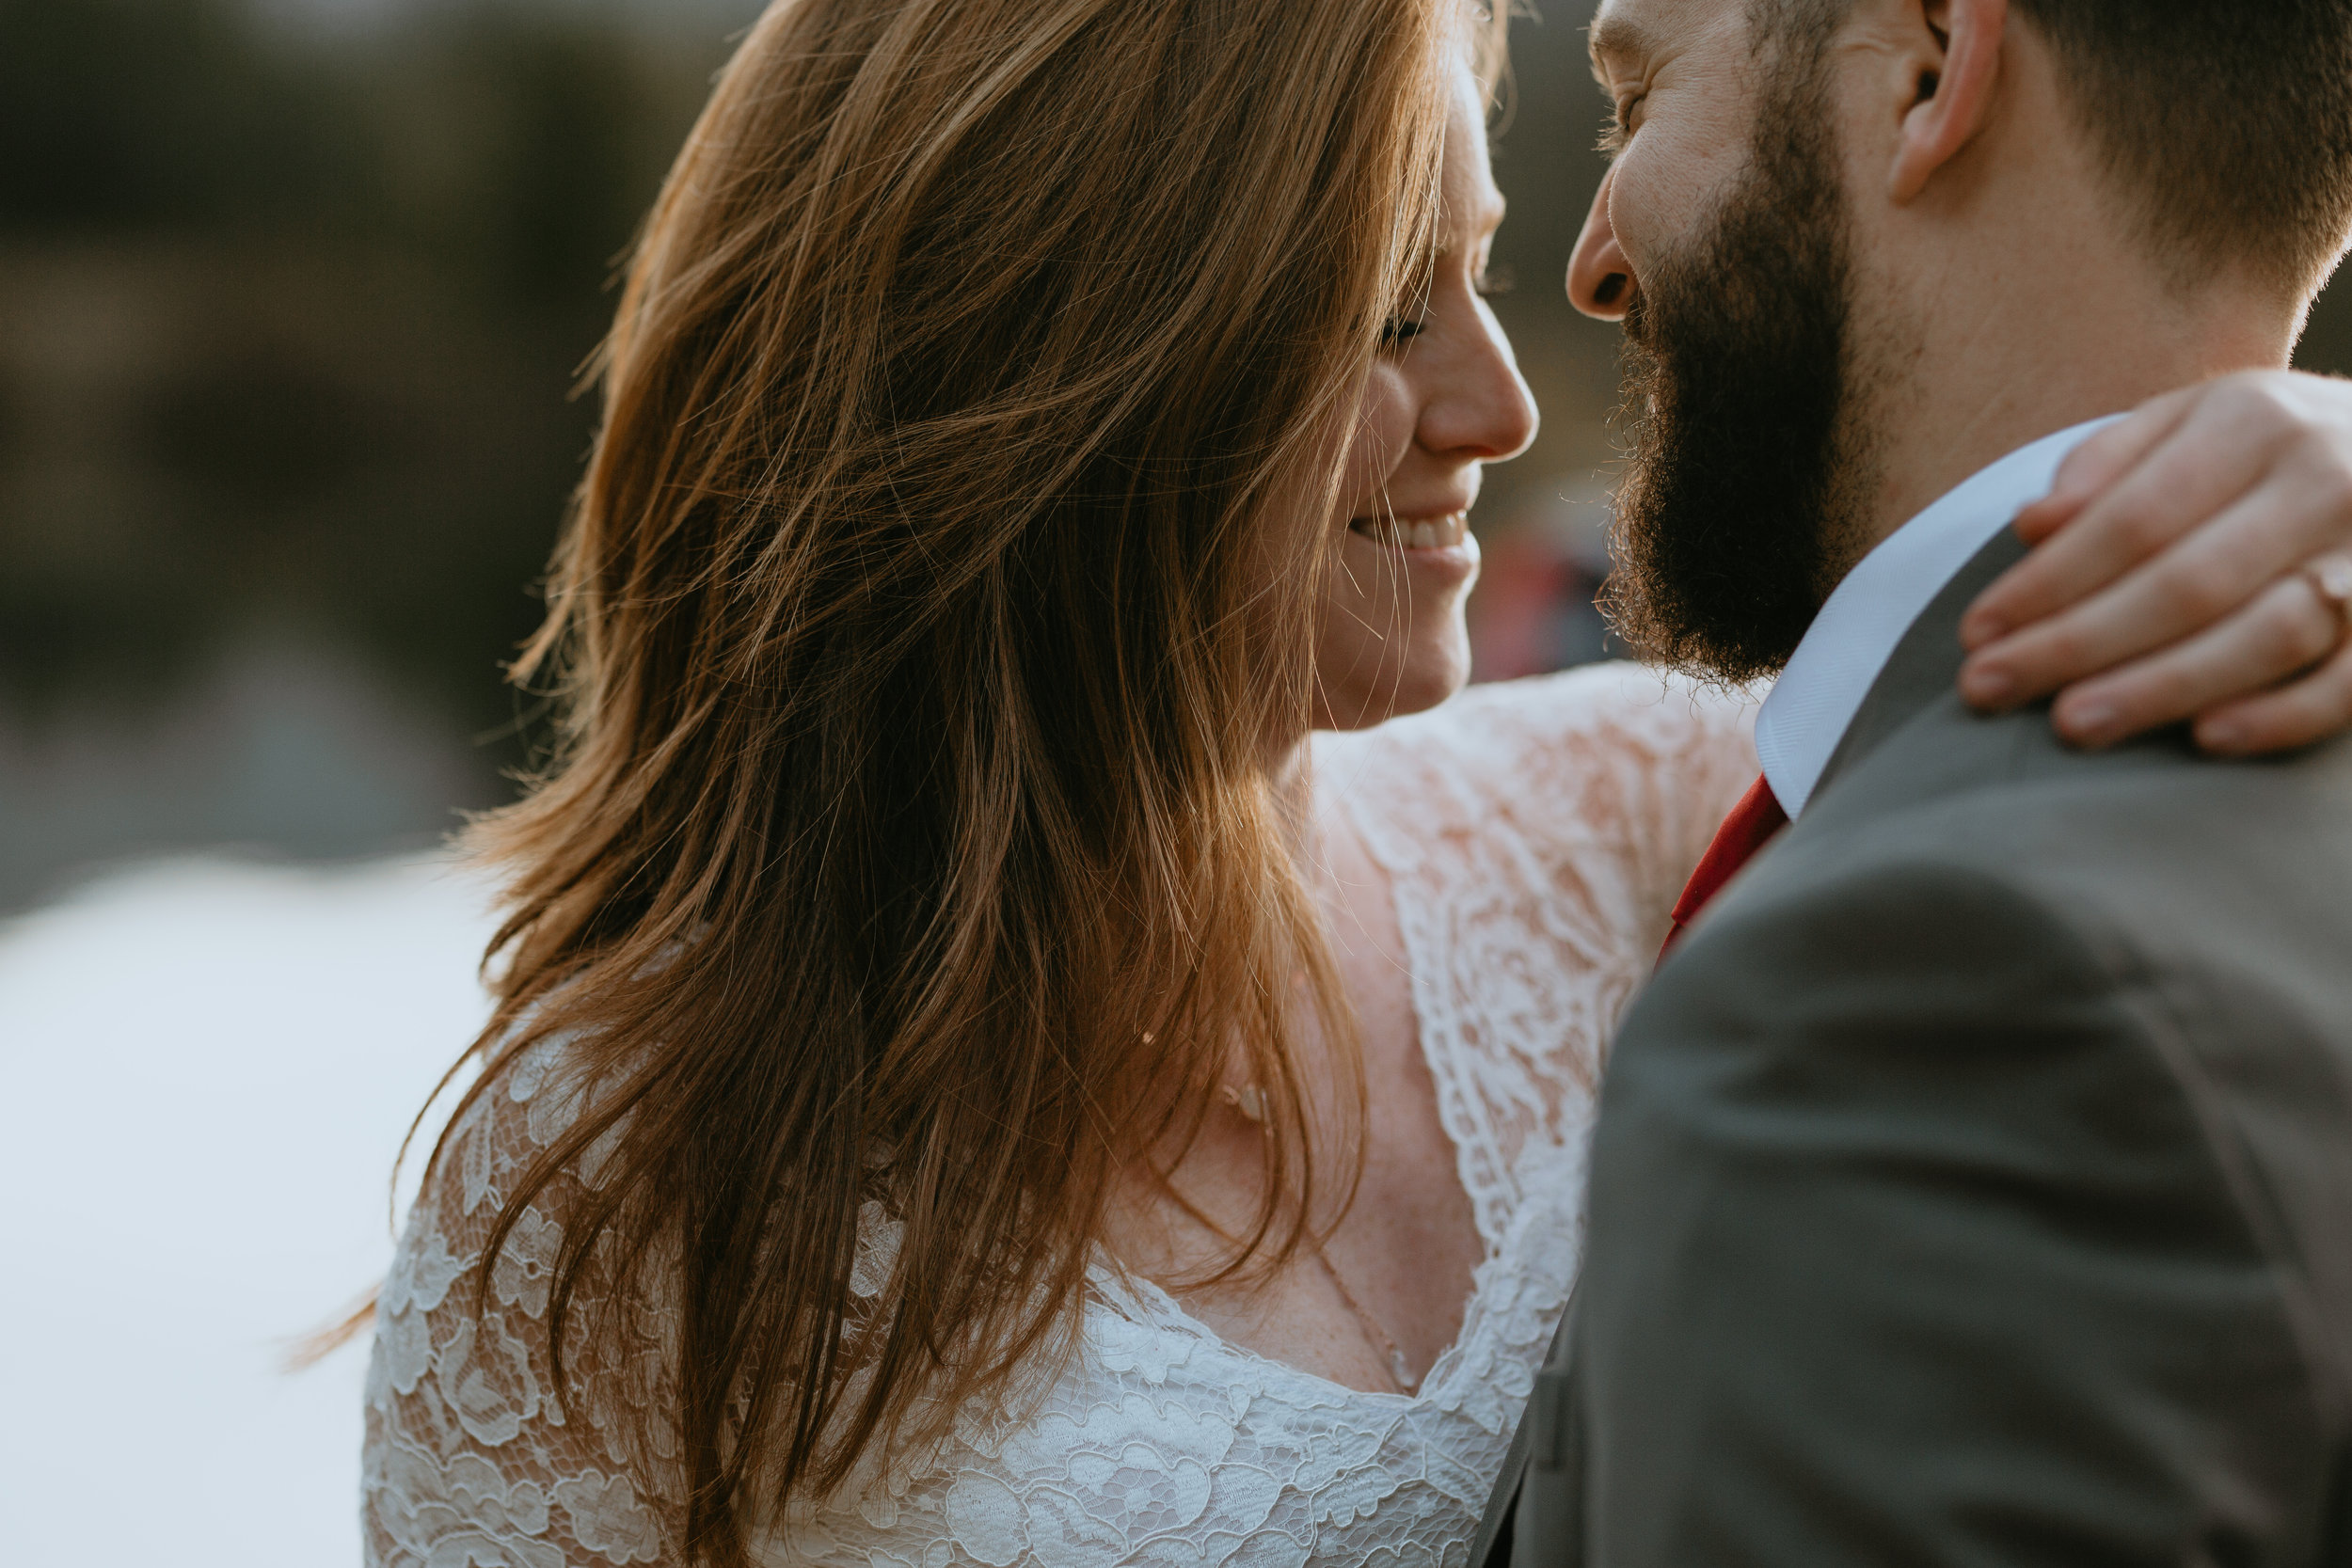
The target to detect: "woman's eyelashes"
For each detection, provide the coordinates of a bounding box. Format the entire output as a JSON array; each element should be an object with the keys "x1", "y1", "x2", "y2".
[
  {"x1": 1381, "y1": 316, "x2": 1427, "y2": 349},
  {"x1": 1383, "y1": 261, "x2": 1505, "y2": 347}
]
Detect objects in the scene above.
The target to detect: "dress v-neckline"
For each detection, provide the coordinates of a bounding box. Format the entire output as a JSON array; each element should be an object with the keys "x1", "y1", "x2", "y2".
[{"x1": 1087, "y1": 766, "x2": 1502, "y2": 1404}]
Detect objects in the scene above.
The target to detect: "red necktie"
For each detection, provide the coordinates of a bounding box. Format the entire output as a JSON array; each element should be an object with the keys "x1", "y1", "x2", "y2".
[{"x1": 1660, "y1": 774, "x2": 1788, "y2": 962}]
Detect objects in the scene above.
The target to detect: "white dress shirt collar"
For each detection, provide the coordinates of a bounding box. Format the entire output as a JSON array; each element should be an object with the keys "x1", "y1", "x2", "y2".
[{"x1": 1755, "y1": 417, "x2": 2122, "y2": 818}]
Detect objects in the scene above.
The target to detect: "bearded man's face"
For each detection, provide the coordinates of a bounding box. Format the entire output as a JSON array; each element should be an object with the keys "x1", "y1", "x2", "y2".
[{"x1": 1601, "y1": 43, "x2": 1881, "y2": 683}]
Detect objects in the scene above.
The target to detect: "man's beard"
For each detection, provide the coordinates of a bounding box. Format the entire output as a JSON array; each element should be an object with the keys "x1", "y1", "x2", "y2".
[{"x1": 1602, "y1": 71, "x2": 1877, "y2": 683}]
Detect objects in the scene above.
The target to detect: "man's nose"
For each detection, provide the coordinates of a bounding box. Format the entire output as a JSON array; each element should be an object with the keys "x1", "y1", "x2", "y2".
[{"x1": 1568, "y1": 167, "x2": 1638, "y2": 322}]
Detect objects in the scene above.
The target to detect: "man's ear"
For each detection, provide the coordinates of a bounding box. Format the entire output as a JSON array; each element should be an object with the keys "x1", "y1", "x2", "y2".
[{"x1": 1889, "y1": 0, "x2": 2007, "y2": 202}]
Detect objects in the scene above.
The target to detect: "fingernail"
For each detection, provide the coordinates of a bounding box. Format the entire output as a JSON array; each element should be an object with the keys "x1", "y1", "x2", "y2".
[
  {"x1": 1963, "y1": 667, "x2": 2017, "y2": 706},
  {"x1": 2064, "y1": 701, "x2": 2118, "y2": 743},
  {"x1": 2201, "y1": 720, "x2": 2248, "y2": 753}
]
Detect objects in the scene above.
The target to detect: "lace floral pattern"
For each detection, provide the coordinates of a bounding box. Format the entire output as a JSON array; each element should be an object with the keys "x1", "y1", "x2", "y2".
[
  {"x1": 1323, "y1": 665, "x2": 1757, "y2": 1249},
  {"x1": 362, "y1": 663, "x2": 1758, "y2": 1567}
]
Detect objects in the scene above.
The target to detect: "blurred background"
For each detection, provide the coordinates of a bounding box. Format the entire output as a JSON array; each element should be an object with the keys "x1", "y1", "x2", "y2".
[
  {"x1": 0, "y1": 0, "x2": 763, "y2": 908},
  {"x1": 15, "y1": 0, "x2": 2352, "y2": 912},
  {"x1": 7, "y1": 1, "x2": 2352, "y2": 1560}
]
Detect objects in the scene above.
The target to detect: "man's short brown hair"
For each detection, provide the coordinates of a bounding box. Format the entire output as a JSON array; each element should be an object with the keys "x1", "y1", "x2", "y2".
[
  {"x1": 1761, "y1": 0, "x2": 2352, "y2": 296},
  {"x1": 2023, "y1": 0, "x2": 2352, "y2": 294}
]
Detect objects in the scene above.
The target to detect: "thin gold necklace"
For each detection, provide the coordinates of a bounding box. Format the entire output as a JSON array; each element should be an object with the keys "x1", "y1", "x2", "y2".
[
  {"x1": 1222, "y1": 1080, "x2": 1420, "y2": 1396},
  {"x1": 1311, "y1": 1242, "x2": 1419, "y2": 1395}
]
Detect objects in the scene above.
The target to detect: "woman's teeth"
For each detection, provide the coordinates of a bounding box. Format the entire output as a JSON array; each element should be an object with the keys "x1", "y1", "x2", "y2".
[{"x1": 1351, "y1": 513, "x2": 1468, "y2": 549}]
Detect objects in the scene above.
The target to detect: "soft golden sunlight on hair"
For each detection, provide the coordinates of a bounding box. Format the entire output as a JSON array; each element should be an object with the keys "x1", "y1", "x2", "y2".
[{"x1": 398, "y1": 0, "x2": 1498, "y2": 1560}]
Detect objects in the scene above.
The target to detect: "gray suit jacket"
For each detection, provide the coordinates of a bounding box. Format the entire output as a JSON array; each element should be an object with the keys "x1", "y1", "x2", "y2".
[{"x1": 1471, "y1": 531, "x2": 2352, "y2": 1567}]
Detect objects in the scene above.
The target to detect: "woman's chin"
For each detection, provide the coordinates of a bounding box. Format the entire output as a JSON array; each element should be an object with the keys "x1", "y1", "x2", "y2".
[
  {"x1": 1314, "y1": 645, "x2": 1471, "y2": 732},
  {"x1": 1314, "y1": 530, "x2": 1480, "y2": 731}
]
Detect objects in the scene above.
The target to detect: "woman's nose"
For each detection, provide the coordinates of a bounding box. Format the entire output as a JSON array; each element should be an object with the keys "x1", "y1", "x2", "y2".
[
  {"x1": 1419, "y1": 312, "x2": 1539, "y2": 465},
  {"x1": 1568, "y1": 167, "x2": 1638, "y2": 322}
]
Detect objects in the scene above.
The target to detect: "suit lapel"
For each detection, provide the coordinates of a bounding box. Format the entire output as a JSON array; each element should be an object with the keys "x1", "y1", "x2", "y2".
[
  {"x1": 1466, "y1": 526, "x2": 2034, "y2": 1567},
  {"x1": 1809, "y1": 526, "x2": 2028, "y2": 806}
]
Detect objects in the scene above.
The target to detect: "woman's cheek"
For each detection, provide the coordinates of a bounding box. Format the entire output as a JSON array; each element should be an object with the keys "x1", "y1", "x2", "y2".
[{"x1": 1341, "y1": 366, "x2": 1416, "y2": 507}]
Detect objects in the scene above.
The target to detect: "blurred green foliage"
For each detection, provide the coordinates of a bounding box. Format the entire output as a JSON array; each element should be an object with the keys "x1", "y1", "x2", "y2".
[{"x1": 0, "y1": 0, "x2": 747, "y2": 765}]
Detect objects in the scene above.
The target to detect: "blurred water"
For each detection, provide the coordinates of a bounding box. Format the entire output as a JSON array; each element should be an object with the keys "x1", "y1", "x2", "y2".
[{"x1": 0, "y1": 851, "x2": 498, "y2": 1564}]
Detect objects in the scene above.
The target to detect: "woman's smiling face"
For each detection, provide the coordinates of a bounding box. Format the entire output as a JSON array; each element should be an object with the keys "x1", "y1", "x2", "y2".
[{"x1": 1313, "y1": 60, "x2": 1539, "y2": 733}]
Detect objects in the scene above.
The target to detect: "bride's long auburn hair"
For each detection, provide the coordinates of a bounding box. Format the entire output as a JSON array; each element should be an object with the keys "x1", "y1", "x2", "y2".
[{"x1": 415, "y1": 0, "x2": 1492, "y2": 1556}]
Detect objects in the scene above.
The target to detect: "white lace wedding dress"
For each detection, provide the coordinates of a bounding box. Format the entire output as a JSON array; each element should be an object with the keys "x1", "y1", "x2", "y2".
[{"x1": 362, "y1": 663, "x2": 1757, "y2": 1567}]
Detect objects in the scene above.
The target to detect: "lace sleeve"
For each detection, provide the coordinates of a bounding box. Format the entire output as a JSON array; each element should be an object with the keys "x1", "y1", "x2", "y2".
[
  {"x1": 1315, "y1": 663, "x2": 1760, "y2": 1243},
  {"x1": 362, "y1": 1043, "x2": 677, "y2": 1567},
  {"x1": 1453, "y1": 664, "x2": 1761, "y2": 936},
  {"x1": 1324, "y1": 661, "x2": 1761, "y2": 978}
]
